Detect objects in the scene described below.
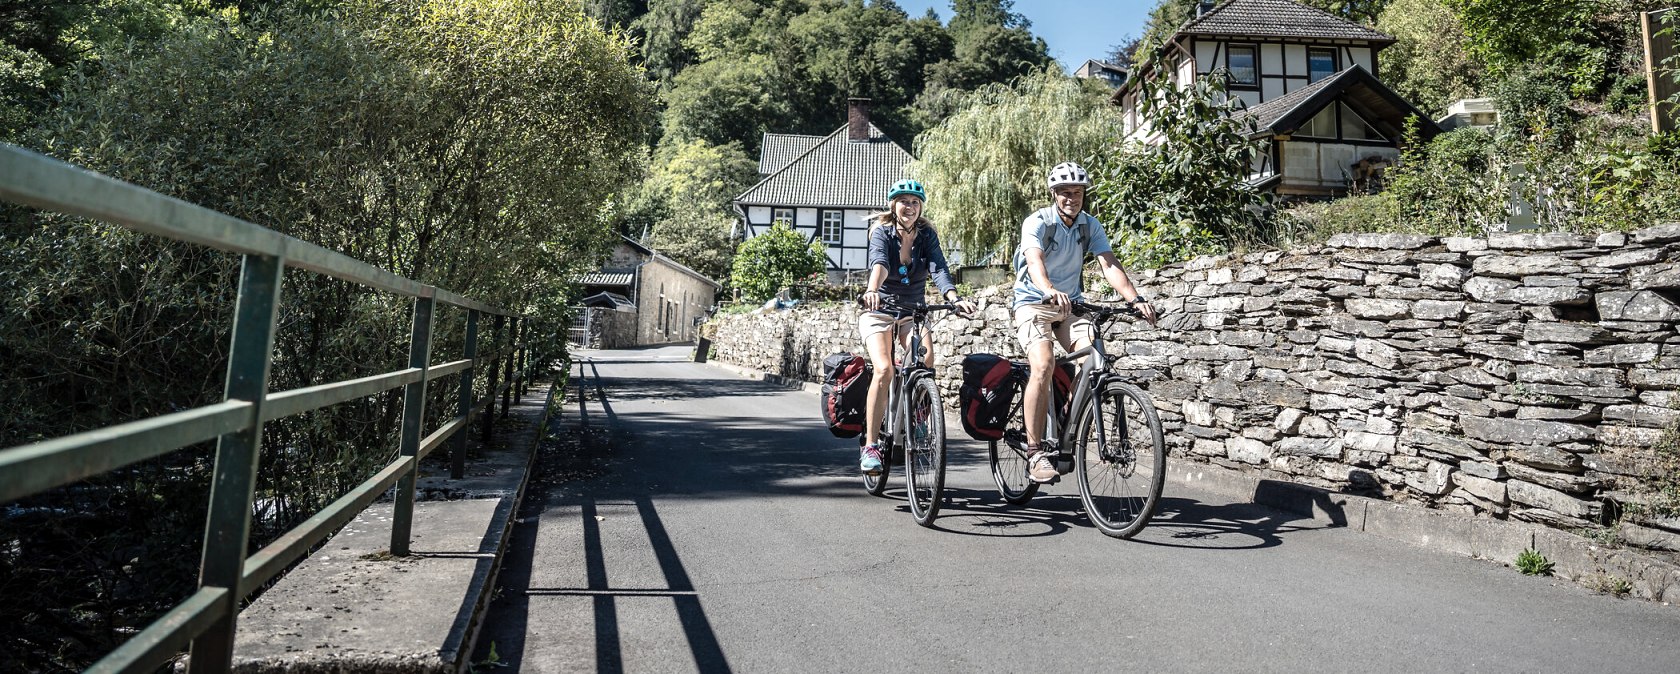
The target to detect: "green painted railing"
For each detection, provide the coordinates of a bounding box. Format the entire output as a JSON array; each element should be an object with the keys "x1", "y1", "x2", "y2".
[{"x1": 0, "y1": 144, "x2": 546, "y2": 673}]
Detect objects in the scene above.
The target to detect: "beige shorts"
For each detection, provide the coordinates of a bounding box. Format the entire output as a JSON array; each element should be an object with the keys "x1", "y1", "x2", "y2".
[
  {"x1": 1014, "y1": 302, "x2": 1095, "y2": 351},
  {"x1": 858, "y1": 311, "x2": 913, "y2": 341}
]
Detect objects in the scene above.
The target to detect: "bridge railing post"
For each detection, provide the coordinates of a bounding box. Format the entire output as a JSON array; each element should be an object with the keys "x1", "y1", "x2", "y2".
[
  {"x1": 391, "y1": 293, "x2": 435, "y2": 556},
  {"x1": 484, "y1": 314, "x2": 504, "y2": 439},
  {"x1": 501, "y1": 317, "x2": 517, "y2": 417},
  {"x1": 188, "y1": 253, "x2": 285, "y2": 673},
  {"x1": 452, "y1": 309, "x2": 479, "y2": 480},
  {"x1": 517, "y1": 316, "x2": 531, "y2": 398}
]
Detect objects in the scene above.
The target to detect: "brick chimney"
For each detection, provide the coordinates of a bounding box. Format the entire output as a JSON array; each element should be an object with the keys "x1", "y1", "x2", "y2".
[{"x1": 847, "y1": 98, "x2": 871, "y2": 143}]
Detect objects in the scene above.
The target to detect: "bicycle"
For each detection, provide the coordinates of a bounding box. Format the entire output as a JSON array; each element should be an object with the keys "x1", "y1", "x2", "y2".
[
  {"x1": 988, "y1": 299, "x2": 1167, "y2": 538},
  {"x1": 857, "y1": 298, "x2": 960, "y2": 527}
]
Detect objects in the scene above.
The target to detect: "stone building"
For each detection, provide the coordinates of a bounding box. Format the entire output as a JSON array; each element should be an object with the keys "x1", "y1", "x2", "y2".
[{"x1": 573, "y1": 236, "x2": 721, "y2": 348}]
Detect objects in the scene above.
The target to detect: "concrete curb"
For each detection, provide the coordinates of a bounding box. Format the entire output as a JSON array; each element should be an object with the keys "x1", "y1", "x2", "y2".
[
  {"x1": 703, "y1": 358, "x2": 822, "y2": 394},
  {"x1": 444, "y1": 381, "x2": 564, "y2": 671},
  {"x1": 700, "y1": 358, "x2": 1679, "y2": 606},
  {"x1": 1170, "y1": 461, "x2": 1680, "y2": 605},
  {"x1": 221, "y1": 377, "x2": 565, "y2": 674}
]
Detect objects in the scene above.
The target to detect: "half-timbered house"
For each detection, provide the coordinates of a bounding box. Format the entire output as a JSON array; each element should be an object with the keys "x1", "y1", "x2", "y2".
[
  {"x1": 1115, "y1": 0, "x2": 1441, "y2": 196},
  {"x1": 733, "y1": 98, "x2": 914, "y2": 283}
]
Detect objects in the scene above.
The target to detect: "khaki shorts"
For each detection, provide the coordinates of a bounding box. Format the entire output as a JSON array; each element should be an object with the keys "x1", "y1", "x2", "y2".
[
  {"x1": 858, "y1": 311, "x2": 913, "y2": 341},
  {"x1": 1014, "y1": 302, "x2": 1095, "y2": 351}
]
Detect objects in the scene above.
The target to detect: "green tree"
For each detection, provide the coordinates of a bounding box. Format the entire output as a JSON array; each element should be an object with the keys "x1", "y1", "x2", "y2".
[
  {"x1": 661, "y1": 54, "x2": 796, "y2": 153},
  {"x1": 636, "y1": 139, "x2": 758, "y2": 281},
  {"x1": 908, "y1": 69, "x2": 1120, "y2": 260},
  {"x1": 3, "y1": 1, "x2": 652, "y2": 667},
  {"x1": 1087, "y1": 67, "x2": 1270, "y2": 267},
  {"x1": 1376, "y1": 0, "x2": 1484, "y2": 116},
  {"x1": 633, "y1": 0, "x2": 706, "y2": 87},
  {"x1": 731, "y1": 222, "x2": 827, "y2": 302},
  {"x1": 1445, "y1": 0, "x2": 1624, "y2": 97},
  {"x1": 1133, "y1": 0, "x2": 1198, "y2": 67}
]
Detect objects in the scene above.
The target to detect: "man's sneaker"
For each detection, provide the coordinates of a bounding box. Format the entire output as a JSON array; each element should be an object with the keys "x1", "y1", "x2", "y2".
[
  {"x1": 860, "y1": 445, "x2": 884, "y2": 475},
  {"x1": 1027, "y1": 451, "x2": 1059, "y2": 484}
]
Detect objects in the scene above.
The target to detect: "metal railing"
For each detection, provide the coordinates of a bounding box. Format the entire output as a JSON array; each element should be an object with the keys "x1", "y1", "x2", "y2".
[{"x1": 0, "y1": 144, "x2": 544, "y2": 673}]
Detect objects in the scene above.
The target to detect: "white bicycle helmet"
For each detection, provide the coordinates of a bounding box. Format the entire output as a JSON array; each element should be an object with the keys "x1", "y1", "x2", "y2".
[{"x1": 1047, "y1": 162, "x2": 1091, "y2": 190}]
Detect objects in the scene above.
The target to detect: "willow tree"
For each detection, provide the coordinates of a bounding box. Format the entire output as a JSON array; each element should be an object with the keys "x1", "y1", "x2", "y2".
[{"x1": 907, "y1": 69, "x2": 1121, "y2": 263}]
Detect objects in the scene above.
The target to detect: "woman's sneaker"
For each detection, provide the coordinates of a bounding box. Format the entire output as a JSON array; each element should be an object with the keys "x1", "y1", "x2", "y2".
[
  {"x1": 860, "y1": 444, "x2": 884, "y2": 475},
  {"x1": 1027, "y1": 451, "x2": 1059, "y2": 484}
]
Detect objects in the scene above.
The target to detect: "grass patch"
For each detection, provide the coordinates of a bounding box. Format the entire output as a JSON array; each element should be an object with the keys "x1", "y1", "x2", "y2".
[{"x1": 1515, "y1": 548, "x2": 1555, "y2": 576}]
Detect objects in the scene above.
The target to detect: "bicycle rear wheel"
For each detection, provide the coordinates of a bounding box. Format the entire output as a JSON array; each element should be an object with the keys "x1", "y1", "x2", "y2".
[
  {"x1": 988, "y1": 417, "x2": 1037, "y2": 505},
  {"x1": 904, "y1": 376, "x2": 947, "y2": 526},
  {"x1": 1075, "y1": 381, "x2": 1166, "y2": 538}
]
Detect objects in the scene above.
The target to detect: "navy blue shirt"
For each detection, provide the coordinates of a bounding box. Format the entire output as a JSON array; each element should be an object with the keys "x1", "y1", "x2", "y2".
[{"x1": 868, "y1": 223, "x2": 957, "y2": 301}]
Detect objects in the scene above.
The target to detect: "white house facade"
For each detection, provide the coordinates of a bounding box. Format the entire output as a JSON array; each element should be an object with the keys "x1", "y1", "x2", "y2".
[{"x1": 733, "y1": 98, "x2": 914, "y2": 283}]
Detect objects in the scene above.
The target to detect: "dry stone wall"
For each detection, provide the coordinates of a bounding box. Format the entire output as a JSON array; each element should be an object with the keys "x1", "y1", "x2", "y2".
[{"x1": 709, "y1": 226, "x2": 1680, "y2": 549}]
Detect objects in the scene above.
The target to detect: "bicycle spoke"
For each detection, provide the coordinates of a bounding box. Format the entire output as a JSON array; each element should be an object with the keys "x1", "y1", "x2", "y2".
[{"x1": 1077, "y1": 382, "x2": 1166, "y2": 538}]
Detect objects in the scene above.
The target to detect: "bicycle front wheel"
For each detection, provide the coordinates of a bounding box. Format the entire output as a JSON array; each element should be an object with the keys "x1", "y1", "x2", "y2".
[
  {"x1": 904, "y1": 376, "x2": 947, "y2": 526},
  {"x1": 1075, "y1": 381, "x2": 1166, "y2": 539}
]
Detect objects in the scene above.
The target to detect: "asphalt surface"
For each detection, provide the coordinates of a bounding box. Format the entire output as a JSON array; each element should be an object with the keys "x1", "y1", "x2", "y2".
[{"x1": 475, "y1": 344, "x2": 1680, "y2": 673}]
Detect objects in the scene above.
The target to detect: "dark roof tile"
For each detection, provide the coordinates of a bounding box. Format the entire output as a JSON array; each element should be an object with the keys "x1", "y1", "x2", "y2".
[
  {"x1": 757, "y1": 133, "x2": 824, "y2": 175},
  {"x1": 1181, "y1": 0, "x2": 1392, "y2": 43},
  {"x1": 735, "y1": 124, "x2": 912, "y2": 209}
]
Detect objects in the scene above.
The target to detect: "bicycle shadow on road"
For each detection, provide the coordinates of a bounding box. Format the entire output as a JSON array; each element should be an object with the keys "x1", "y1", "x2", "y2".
[{"x1": 1127, "y1": 495, "x2": 1331, "y2": 550}]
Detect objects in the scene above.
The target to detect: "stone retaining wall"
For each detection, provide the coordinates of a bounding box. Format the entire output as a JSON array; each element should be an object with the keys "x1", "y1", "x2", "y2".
[{"x1": 709, "y1": 226, "x2": 1680, "y2": 551}]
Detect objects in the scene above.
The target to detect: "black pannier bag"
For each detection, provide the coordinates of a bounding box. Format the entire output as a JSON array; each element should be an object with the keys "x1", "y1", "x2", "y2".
[
  {"x1": 821, "y1": 352, "x2": 872, "y2": 438},
  {"x1": 959, "y1": 353, "x2": 1020, "y2": 441}
]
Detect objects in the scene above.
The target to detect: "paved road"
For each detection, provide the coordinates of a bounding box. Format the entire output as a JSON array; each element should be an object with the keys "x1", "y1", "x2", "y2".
[{"x1": 476, "y1": 344, "x2": 1680, "y2": 673}]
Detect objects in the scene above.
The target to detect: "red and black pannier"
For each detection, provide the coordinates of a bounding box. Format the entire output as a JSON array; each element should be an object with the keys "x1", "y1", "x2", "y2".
[
  {"x1": 821, "y1": 352, "x2": 873, "y2": 438},
  {"x1": 1052, "y1": 361, "x2": 1077, "y2": 421},
  {"x1": 959, "y1": 353, "x2": 1021, "y2": 441}
]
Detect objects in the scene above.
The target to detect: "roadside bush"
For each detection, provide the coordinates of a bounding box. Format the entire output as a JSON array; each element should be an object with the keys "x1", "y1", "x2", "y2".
[
  {"x1": 1384, "y1": 124, "x2": 1506, "y2": 235},
  {"x1": 730, "y1": 222, "x2": 826, "y2": 303},
  {"x1": 1087, "y1": 67, "x2": 1271, "y2": 268}
]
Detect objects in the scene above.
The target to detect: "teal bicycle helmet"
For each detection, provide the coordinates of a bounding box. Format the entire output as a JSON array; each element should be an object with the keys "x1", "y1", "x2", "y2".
[{"x1": 887, "y1": 179, "x2": 925, "y2": 202}]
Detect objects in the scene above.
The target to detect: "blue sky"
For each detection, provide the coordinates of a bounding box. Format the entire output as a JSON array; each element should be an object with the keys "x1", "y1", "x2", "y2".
[{"x1": 893, "y1": 1, "x2": 1154, "y2": 70}]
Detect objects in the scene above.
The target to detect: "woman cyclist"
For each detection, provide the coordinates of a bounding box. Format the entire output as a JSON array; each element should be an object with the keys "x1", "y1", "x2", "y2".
[{"x1": 857, "y1": 179, "x2": 976, "y2": 475}]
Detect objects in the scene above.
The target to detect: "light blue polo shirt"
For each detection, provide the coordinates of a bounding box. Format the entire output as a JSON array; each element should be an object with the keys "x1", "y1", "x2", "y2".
[{"x1": 1012, "y1": 206, "x2": 1114, "y2": 309}]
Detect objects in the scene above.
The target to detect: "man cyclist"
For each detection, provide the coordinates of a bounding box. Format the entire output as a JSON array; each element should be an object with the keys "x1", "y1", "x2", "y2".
[{"x1": 1013, "y1": 162, "x2": 1158, "y2": 484}]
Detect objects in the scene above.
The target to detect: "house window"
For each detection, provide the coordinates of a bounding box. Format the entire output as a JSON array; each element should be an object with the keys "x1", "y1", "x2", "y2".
[
  {"x1": 1338, "y1": 103, "x2": 1384, "y2": 141},
  {"x1": 1228, "y1": 45, "x2": 1257, "y2": 85},
  {"x1": 1308, "y1": 48, "x2": 1338, "y2": 83},
  {"x1": 772, "y1": 208, "x2": 794, "y2": 226},
  {"x1": 1299, "y1": 105, "x2": 1338, "y2": 138},
  {"x1": 819, "y1": 210, "x2": 844, "y2": 245}
]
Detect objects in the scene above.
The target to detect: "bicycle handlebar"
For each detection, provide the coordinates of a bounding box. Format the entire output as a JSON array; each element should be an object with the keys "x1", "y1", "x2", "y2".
[
  {"x1": 858, "y1": 295, "x2": 967, "y2": 319},
  {"x1": 1070, "y1": 298, "x2": 1146, "y2": 321}
]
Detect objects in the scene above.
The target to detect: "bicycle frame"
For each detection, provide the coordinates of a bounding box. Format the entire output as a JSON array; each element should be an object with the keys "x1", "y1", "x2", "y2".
[
  {"x1": 876, "y1": 304, "x2": 944, "y2": 450},
  {"x1": 1006, "y1": 302, "x2": 1138, "y2": 465}
]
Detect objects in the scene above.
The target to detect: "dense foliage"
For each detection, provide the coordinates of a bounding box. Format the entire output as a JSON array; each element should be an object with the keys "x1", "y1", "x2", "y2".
[
  {"x1": 729, "y1": 222, "x2": 827, "y2": 302},
  {"x1": 590, "y1": 0, "x2": 1053, "y2": 290},
  {"x1": 0, "y1": 1, "x2": 650, "y2": 669},
  {"x1": 1088, "y1": 68, "x2": 1271, "y2": 268},
  {"x1": 1375, "y1": 0, "x2": 1484, "y2": 116},
  {"x1": 908, "y1": 70, "x2": 1121, "y2": 262}
]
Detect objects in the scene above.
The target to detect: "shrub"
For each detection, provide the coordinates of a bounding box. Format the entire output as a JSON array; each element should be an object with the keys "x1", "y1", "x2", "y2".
[
  {"x1": 730, "y1": 222, "x2": 827, "y2": 303},
  {"x1": 1087, "y1": 67, "x2": 1271, "y2": 268}
]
